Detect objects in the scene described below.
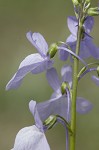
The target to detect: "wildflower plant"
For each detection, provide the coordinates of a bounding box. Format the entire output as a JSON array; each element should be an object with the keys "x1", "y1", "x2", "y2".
[{"x1": 6, "y1": 0, "x2": 99, "y2": 150}]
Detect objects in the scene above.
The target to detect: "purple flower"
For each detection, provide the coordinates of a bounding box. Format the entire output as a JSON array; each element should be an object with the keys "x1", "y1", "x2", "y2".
[
  {"x1": 11, "y1": 100, "x2": 51, "y2": 150},
  {"x1": 6, "y1": 32, "x2": 53, "y2": 90},
  {"x1": 29, "y1": 98, "x2": 68, "y2": 129},
  {"x1": 59, "y1": 16, "x2": 99, "y2": 61},
  {"x1": 46, "y1": 65, "x2": 93, "y2": 115},
  {"x1": 91, "y1": 75, "x2": 99, "y2": 86},
  {"x1": 29, "y1": 98, "x2": 69, "y2": 149},
  {"x1": 29, "y1": 98, "x2": 70, "y2": 150},
  {"x1": 11, "y1": 125, "x2": 50, "y2": 150}
]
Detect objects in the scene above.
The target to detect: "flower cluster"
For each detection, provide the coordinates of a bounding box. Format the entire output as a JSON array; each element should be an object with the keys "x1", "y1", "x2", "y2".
[{"x1": 6, "y1": 0, "x2": 99, "y2": 150}]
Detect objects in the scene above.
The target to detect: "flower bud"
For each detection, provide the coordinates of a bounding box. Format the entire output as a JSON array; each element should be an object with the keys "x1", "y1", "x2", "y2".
[
  {"x1": 87, "y1": 7, "x2": 99, "y2": 16},
  {"x1": 48, "y1": 43, "x2": 58, "y2": 58},
  {"x1": 72, "y1": 0, "x2": 80, "y2": 6},
  {"x1": 43, "y1": 115, "x2": 57, "y2": 129},
  {"x1": 61, "y1": 82, "x2": 68, "y2": 95}
]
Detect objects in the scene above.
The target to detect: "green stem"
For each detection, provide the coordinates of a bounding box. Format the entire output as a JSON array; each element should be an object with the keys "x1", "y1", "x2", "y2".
[{"x1": 70, "y1": 20, "x2": 83, "y2": 150}]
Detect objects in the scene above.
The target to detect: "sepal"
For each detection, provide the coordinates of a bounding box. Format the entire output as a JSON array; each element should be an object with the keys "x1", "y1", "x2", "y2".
[
  {"x1": 48, "y1": 43, "x2": 58, "y2": 58},
  {"x1": 43, "y1": 115, "x2": 57, "y2": 130},
  {"x1": 61, "y1": 82, "x2": 68, "y2": 95},
  {"x1": 87, "y1": 7, "x2": 99, "y2": 16}
]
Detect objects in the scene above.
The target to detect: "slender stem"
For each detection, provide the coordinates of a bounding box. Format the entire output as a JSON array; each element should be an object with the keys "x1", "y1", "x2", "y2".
[
  {"x1": 78, "y1": 68, "x2": 97, "y2": 81},
  {"x1": 70, "y1": 20, "x2": 83, "y2": 150}
]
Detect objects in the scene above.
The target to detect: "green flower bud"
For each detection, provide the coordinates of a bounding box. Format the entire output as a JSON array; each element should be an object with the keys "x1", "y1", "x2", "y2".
[
  {"x1": 87, "y1": 7, "x2": 99, "y2": 16},
  {"x1": 72, "y1": 0, "x2": 79, "y2": 6},
  {"x1": 61, "y1": 82, "x2": 68, "y2": 95},
  {"x1": 48, "y1": 43, "x2": 58, "y2": 58},
  {"x1": 43, "y1": 115, "x2": 57, "y2": 129},
  {"x1": 97, "y1": 66, "x2": 99, "y2": 77}
]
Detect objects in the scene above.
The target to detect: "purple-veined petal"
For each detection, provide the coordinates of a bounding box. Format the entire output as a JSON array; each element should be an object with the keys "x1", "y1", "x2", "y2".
[
  {"x1": 46, "y1": 68, "x2": 61, "y2": 93},
  {"x1": 67, "y1": 16, "x2": 78, "y2": 36},
  {"x1": 37, "y1": 95, "x2": 68, "y2": 121},
  {"x1": 66, "y1": 34, "x2": 77, "y2": 44},
  {"x1": 31, "y1": 58, "x2": 54, "y2": 74},
  {"x1": 12, "y1": 125, "x2": 50, "y2": 150},
  {"x1": 79, "y1": 39, "x2": 91, "y2": 58},
  {"x1": 58, "y1": 49, "x2": 69, "y2": 61},
  {"x1": 76, "y1": 97, "x2": 93, "y2": 114},
  {"x1": 29, "y1": 100, "x2": 43, "y2": 131},
  {"x1": 51, "y1": 91, "x2": 62, "y2": 99},
  {"x1": 6, "y1": 53, "x2": 45, "y2": 90},
  {"x1": 58, "y1": 43, "x2": 69, "y2": 61},
  {"x1": 58, "y1": 46, "x2": 87, "y2": 66},
  {"x1": 26, "y1": 32, "x2": 48, "y2": 57},
  {"x1": 91, "y1": 75, "x2": 99, "y2": 86},
  {"x1": 61, "y1": 65, "x2": 72, "y2": 85},
  {"x1": 84, "y1": 16, "x2": 94, "y2": 34},
  {"x1": 67, "y1": 39, "x2": 91, "y2": 59},
  {"x1": 85, "y1": 38, "x2": 99, "y2": 59}
]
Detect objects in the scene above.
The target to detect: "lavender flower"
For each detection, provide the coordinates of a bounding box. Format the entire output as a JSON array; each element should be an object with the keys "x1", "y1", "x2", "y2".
[
  {"x1": 29, "y1": 98, "x2": 70, "y2": 150},
  {"x1": 11, "y1": 100, "x2": 51, "y2": 150},
  {"x1": 29, "y1": 98, "x2": 68, "y2": 128},
  {"x1": 46, "y1": 65, "x2": 93, "y2": 115},
  {"x1": 6, "y1": 32, "x2": 53, "y2": 90},
  {"x1": 11, "y1": 125, "x2": 50, "y2": 150},
  {"x1": 59, "y1": 16, "x2": 99, "y2": 61}
]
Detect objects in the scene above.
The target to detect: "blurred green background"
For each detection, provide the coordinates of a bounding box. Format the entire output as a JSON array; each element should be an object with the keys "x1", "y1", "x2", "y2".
[{"x1": 0, "y1": 0, "x2": 99, "y2": 149}]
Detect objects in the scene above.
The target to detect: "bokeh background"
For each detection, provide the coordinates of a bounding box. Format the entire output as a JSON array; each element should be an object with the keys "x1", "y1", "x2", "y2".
[{"x1": 0, "y1": 0, "x2": 99, "y2": 149}]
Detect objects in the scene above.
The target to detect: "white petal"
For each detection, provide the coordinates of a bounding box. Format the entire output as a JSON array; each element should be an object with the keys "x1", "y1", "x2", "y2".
[{"x1": 12, "y1": 125, "x2": 50, "y2": 150}]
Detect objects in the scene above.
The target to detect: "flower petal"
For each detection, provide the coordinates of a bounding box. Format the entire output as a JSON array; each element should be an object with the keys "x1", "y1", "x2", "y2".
[
  {"x1": 58, "y1": 48, "x2": 69, "y2": 61},
  {"x1": 76, "y1": 97, "x2": 93, "y2": 114},
  {"x1": 6, "y1": 54, "x2": 45, "y2": 90},
  {"x1": 26, "y1": 32, "x2": 48, "y2": 56},
  {"x1": 29, "y1": 101, "x2": 43, "y2": 131},
  {"x1": 66, "y1": 34, "x2": 77, "y2": 44},
  {"x1": 37, "y1": 95, "x2": 68, "y2": 121},
  {"x1": 58, "y1": 43, "x2": 69, "y2": 61},
  {"x1": 79, "y1": 39, "x2": 91, "y2": 58},
  {"x1": 12, "y1": 125, "x2": 50, "y2": 150},
  {"x1": 91, "y1": 75, "x2": 99, "y2": 86},
  {"x1": 85, "y1": 38, "x2": 99, "y2": 59},
  {"x1": 61, "y1": 65, "x2": 72, "y2": 85},
  {"x1": 31, "y1": 58, "x2": 54, "y2": 74},
  {"x1": 58, "y1": 46, "x2": 87, "y2": 66},
  {"x1": 51, "y1": 91, "x2": 62, "y2": 99},
  {"x1": 67, "y1": 39, "x2": 91, "y2": 59},
  {"x1": 46, "y1": 68, "x2": 61, "y2": 93},
  {"x1": 67, "y1": 16, "x2": 78, "y2": 36},
  {"x1": 84, "y1": 16, "x2": 94, "y2": 34}
]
